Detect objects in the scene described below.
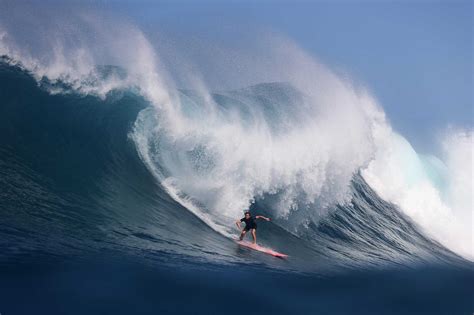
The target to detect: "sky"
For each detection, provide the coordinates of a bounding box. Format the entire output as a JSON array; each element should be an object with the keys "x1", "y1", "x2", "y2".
[{"x1": 2, "y1": 0, "x2": 473, "y2": 152}]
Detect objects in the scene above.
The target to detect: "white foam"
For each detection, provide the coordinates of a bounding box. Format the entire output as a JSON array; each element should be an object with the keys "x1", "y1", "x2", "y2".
[
  {"x1": 130, "y1": 40, "x2": 388, "y2": 233},
  {"x1": 0, "y1": 15, "x2": 174, "y2": 104},
  {"x1": 362, "y1": 129, "x2": 473, "y2": 260}
]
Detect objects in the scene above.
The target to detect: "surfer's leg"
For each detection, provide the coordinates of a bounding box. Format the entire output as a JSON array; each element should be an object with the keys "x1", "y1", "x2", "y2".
[
  {"x1": 239, "y1": 229, "x2": 247, "y2": 241},
  {"x1": 251, "y1": 229, "x2": 257, "y2": 244}
]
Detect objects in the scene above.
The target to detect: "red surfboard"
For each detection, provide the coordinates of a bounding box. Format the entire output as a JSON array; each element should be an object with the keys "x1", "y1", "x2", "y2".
[{"x1": 236, "y1": 240, "x2": 288, "y2": 259}]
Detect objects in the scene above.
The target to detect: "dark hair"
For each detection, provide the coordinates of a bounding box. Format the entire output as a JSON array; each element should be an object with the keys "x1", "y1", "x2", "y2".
[{"x1": 244, "y1": 211, "x2": 251, "y2": 216}]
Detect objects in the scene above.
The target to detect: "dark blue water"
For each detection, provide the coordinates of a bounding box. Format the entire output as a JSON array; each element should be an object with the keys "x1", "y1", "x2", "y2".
[{"x1": 0, "y1": 59, "x2": 472, "y2": 314}]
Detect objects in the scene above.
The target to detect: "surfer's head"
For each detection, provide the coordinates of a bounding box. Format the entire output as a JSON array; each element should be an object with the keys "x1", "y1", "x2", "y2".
[{"x1": 244, "y1": 211, "x2": 251, "y2": 218}]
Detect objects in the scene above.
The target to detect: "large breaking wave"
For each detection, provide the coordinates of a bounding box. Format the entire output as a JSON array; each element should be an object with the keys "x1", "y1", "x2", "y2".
[{"x1": 0, "y1": 11, "x2": 472, "y2": 270}]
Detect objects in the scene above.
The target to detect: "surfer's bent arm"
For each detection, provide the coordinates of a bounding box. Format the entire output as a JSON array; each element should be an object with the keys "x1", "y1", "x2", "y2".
[
  {"x1": 236, "y1": 220, "x2": 242, "y2": 229},
  {"x1": 256, "y1": 215, "x2": 271, "y2": 221}
]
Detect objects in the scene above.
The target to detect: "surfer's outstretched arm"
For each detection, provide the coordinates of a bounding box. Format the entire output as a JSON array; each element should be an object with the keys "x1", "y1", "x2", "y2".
[{"x1": 255, "y1": 215, "x2": 271, "y2": 221}]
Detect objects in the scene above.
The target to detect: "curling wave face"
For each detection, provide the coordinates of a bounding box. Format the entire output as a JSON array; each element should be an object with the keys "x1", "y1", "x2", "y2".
[{"x1": 0, "y1": 58, "x2": 468, "y2": 274}]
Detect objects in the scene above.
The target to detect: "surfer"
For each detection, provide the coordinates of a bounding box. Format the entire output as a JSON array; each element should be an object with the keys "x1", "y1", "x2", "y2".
[{"x1": 236, "y1": 211, "x2": 271, "y2": 244}]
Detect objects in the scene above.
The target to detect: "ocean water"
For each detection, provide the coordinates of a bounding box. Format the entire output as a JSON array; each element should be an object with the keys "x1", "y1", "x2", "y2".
[{"x1": 0, "y1": 56, "x2": 472, "y2": 315}]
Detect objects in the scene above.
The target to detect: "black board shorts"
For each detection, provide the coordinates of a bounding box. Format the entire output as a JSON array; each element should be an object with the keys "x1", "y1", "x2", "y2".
[{"x1": 244, "y1": 224, "x2": 257, "y2": 231}]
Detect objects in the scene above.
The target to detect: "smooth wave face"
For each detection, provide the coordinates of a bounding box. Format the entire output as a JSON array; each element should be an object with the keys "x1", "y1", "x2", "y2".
[{"x1": 0, "y1": 60, "x2": 467, "y2": 275}]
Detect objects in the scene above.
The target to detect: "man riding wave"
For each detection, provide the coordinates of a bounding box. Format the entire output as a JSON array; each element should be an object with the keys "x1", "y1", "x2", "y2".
[{"x1": 236, "y1": 211, "x2": 271, "y2": 244}]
